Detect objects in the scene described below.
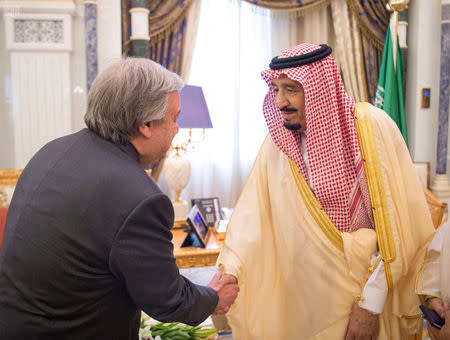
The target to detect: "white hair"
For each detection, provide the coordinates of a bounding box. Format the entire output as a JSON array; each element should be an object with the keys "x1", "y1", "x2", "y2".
[{"x1": 84, "y1": 58, "x2": 184, "y2": 144}]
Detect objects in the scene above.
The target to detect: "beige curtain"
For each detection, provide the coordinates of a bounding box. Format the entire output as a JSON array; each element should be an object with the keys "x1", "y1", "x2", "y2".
[
  {"x1": 271, "y1": 5, "x2": 335, "y2": 57},
  {"x1": 331, "y1": 0, "x2": 368, "y2": 102},
  {"x1": 122, "y1": 0, "x2": 200, "y2": 80},
  {"x1": 242, "y1": 0, "x2": 330, "y2": 13},
  {"x1": 268, "y1": 0, "x2": 369, "y2": 103},
  {"x1": 180, "y1": 0, "x2": 202, "y2": 81}
]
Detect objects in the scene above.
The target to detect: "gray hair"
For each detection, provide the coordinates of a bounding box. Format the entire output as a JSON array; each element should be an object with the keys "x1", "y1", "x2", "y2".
[{"x1": 84, "y1": 58, "x2": 184, "y2": 144}]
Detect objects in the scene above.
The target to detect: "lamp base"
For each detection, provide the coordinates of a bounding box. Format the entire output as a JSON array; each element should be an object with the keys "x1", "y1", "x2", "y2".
[{"x1": 172, "y1": 199, "x2": 189, "y2": 222}]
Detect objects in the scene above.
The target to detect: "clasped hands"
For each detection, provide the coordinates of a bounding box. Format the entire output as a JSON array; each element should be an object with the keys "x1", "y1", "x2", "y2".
[{"x1": 208, "y1": 272, "x2": 239, "y2": 315}]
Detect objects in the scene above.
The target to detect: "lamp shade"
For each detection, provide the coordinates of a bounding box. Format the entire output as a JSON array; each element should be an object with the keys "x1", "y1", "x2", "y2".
[{"x1": 178, "y1": 85, "x2": 213, "y2": 129}]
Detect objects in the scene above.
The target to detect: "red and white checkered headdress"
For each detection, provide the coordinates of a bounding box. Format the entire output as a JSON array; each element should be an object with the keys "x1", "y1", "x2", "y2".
[{"x1": 261, "y1": 43, "x2": 373, "y2": 232}]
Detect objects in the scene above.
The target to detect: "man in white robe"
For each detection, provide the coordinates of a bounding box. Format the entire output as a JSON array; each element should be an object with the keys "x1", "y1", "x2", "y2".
[{"x1": 217, "y1": 43, "x2": 435, "y2": 339}]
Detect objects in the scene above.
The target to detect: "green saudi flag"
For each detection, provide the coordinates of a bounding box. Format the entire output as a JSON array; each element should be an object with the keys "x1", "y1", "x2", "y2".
[{"x1": 374, "y1": 26, "x2": 408, "y2": 145}]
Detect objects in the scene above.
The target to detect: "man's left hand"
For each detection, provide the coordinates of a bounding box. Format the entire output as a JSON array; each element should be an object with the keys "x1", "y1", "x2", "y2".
[
  {"x1": 345, "y1": 302, "x2": 380, "y2": 340},
  {"x1": 427, "y1": 304, "x2": 450, "y2": 340}
]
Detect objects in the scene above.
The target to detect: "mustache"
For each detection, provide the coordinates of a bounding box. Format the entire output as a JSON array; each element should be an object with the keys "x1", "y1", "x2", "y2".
[{"x1": 280, "y1": 107, "x2": 298, "y2": 113}]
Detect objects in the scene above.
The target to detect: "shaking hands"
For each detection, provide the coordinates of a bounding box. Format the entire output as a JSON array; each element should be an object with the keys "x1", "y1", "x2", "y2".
[{"x1": 208, "y1": 272, "x2": 239, "y2": 315}]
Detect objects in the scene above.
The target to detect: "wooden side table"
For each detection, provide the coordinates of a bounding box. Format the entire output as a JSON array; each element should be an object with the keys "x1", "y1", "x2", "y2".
[{"x1": 172, "y1": 227, "x2": 223, "y2": 268}]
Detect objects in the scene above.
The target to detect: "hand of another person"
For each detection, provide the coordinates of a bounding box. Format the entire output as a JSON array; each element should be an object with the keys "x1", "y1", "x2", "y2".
[
  {"x1": 427, "y1": 297, "x2": 447, "y2": 319},
  {"x1": 208, "y1": 272, "x2": 239, "y2": 315},
  {"x1": 427, "y1": 303, "x2": 450, "y2": 340},
  {"x1": 344, "y1": 302, "x2": 379, "y2": 340}
]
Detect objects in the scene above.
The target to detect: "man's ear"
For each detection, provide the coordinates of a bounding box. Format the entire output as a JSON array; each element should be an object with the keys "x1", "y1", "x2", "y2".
[{"x1": 138, "y1": 122, "x2": 152, "y2": 138}]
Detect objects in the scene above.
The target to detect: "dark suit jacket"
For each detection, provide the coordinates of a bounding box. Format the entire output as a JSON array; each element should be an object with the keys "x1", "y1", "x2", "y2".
[{"x1": 0, "y1": 129, "x2": 218, "y2": 339}]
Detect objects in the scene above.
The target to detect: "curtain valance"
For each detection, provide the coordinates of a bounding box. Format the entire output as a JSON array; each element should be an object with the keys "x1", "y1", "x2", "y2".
[
  {"x1": 241, "y1": 0, "x2": 330, "y2": 17},
  {"x1": 122, "y1": 0, "x2": 194, "y2": 60},
  {"x1": 345, "y1": 0, "x2": 389, "y2": 51}
]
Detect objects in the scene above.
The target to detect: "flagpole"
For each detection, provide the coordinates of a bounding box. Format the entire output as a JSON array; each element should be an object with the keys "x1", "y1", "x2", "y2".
[
  {"x1": 388, "y1": 0, "x2": 409, "y2": 71},
  {"x1": 390, "y1": 11, "x2": 398, "y2": 71},
  {"x1": 375, "y1": 0, "x2": 409, "y2": 143}
]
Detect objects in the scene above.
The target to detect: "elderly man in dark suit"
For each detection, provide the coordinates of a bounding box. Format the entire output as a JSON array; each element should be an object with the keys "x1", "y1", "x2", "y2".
[{"x1": 0, "y1": 58, "x2": 239, "y2": 339}]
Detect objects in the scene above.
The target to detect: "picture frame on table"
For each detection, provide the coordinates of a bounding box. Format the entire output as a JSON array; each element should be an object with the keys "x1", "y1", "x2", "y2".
[
  {"x1": 191, "y1": 197, "x2": 221, "y2": 227},
  {"x1": 182, "y1": 205, "x2": 210, "y2": 248}
]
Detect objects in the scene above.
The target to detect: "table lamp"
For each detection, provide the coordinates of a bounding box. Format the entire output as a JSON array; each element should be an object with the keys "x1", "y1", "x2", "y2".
[{"x1": 163, "y1": 85, "x2": 213, "y2": 222}]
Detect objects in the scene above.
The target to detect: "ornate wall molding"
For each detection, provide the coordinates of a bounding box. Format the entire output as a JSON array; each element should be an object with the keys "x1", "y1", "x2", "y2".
[
  {"x1": 4, "y1": 13, "x2": 73, "y2": 51},
  {"x1": 0, "y1": 1, "x2": 75, "y2": 15},
  {"x1": 14, "y1": 19, "x2": 64, "y2": 43},
  {"x1": 0, "y1": 1, "x2": 75, "y2": 168}
]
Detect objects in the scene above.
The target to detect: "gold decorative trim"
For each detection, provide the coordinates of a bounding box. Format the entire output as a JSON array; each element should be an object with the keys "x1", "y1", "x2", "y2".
[
  {"x1": 129, "y1": 7, "x2": 149, "y2": 14},
  {"x1": 414, "y1": 236, "x2": 439, "y2": 296},
  {"x1": 400, "y1": 313, "x2": 422, "y2": 320},
  {"x1": 0, "y1": 169, "x2": 23, "y2": 186},
  {"x1": 354, "y1": 102, "x2": 395, "y2": 290},
  {"x1": 174, "y1": 248, "x2": 220, "y2": 268},
  {"x1": 173, "y1": 220, "x2": 188, "y2": 229},
  {"x1": 148, "y1": 7, "x2": 189, "y2": 46},
  {"x1": 289, "y1": 159, "x2": 344, "y2": 252},
  {"x1": 356, "y1": 256, "x2": 382, "y2": 301}
]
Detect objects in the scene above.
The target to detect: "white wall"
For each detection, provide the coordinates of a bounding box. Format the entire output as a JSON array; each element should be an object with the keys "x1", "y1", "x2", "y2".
[
  {"x1": 0, "y1": 13, "x2": 15, "y2": 168},
  {"x1": 71, "y1": 1, "x2": 88, "y2": 132},
  {"x1": 405, "y1": 0, "x2": 442, "y2": 177},
  {"x1": 97, "y1": 0, "x2": 122, "y2": 73},
  {"x1": 0, "y1": 0, "x2": 122, "y2": 169}
]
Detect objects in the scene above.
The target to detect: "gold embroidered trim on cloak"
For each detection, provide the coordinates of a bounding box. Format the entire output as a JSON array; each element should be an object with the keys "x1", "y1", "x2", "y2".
[
  {"x1": 400, "y1": 313, "x2": 422, "y2": 319},
  {"x1": 356, "y1": 256, "x2": 382, "y2": 303},
  {"x1": 289, "y1": 159, "x2": 344, "y2": 252},
  {"x1": 414, "y1": 223, "x2": 443, "y2": 297},
  {"x1": 354, "y1": 102, "x2": 395, "y2": 290}
]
